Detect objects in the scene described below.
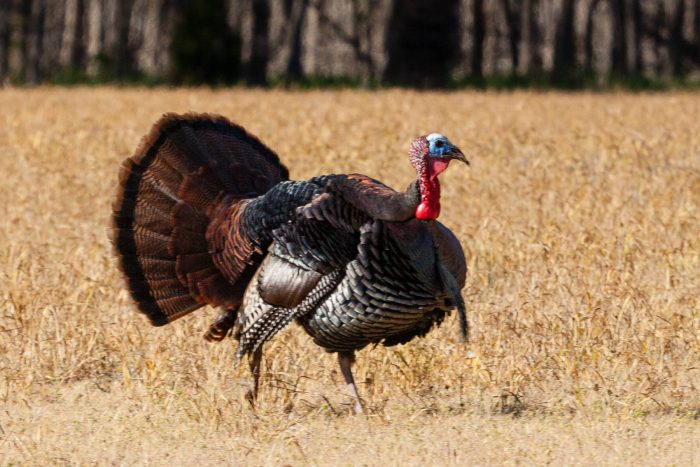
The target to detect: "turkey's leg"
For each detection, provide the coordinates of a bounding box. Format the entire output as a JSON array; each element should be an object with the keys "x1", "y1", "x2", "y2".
[
  {"x1": 245, "y1": 346, "x2": 263, "y2": 407},
  {"x1": 338, "y1": 351, "x2": 363, "y2": 414}
]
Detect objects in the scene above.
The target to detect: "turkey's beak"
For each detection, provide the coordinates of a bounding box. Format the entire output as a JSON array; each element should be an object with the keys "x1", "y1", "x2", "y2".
[{"x1": 447, "y1": 145, "x2": 469, "y2": 166}]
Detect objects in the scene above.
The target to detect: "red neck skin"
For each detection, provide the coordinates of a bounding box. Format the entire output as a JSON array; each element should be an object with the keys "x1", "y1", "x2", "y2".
[{"x1": 415, "y1": 158, "x2": 449, "y2": 220}]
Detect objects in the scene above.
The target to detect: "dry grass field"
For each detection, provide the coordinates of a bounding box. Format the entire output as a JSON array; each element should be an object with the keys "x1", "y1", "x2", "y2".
[{"x1": 0, "y1": 88, "x2": 699, "y2": 465}]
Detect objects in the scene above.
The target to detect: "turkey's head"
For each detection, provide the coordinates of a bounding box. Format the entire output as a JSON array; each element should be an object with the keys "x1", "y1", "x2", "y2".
[{"x1": 409, "y1": 133, "x2": 468, "y2": 220}]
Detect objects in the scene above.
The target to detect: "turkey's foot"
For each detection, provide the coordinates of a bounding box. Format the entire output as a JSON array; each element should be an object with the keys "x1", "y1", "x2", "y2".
[{"x1": 338, "y1": 351, "x2": 363, "y2": 414}]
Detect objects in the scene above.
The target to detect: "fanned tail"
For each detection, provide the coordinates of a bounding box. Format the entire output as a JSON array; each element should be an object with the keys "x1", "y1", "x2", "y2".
[{"x1": 111, "y1": 113, "x2": 288, "y2": 326}]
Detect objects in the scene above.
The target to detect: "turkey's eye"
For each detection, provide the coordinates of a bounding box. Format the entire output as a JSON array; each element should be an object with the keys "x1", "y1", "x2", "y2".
[{"x1": 435, "y1": 140, "x2": 444, "y2": 148}]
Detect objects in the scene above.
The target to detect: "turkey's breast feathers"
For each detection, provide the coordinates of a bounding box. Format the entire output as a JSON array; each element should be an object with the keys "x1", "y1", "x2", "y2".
[{"x1": 235, "y1": 174, "x2": 466, "y2": 355}]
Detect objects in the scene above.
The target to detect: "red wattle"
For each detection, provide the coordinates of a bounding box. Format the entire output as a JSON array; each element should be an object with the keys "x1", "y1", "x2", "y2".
[
  {"x1": 415, "y1": 201, "x2": 440, "y2": 220},
  {"x1": 414, "y1": 157, "x2": 448, "y2": 220}
]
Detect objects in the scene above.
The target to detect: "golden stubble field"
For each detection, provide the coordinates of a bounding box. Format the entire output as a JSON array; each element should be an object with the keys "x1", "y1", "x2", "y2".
[{"x1": 0, "y1": 88, "x2": 699, "y2": 465}]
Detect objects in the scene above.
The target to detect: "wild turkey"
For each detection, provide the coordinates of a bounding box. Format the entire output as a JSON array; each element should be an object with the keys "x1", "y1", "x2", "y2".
[{"x1": 112, "y1": 113, "x2": 469, "y2": 413}]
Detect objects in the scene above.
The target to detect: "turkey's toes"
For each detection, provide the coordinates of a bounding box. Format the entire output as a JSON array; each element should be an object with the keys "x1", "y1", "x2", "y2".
[
  {"x1": 204, "y1": 310, "x2": 238, "y2": 342},
  {"x1": 245, "y1": 388, "x2": 257, "y2": 408},
  {"x1": 353, "y1": 399, "x2": 363, "y2": 415},
  {"x1": 242, "y1": 381, "x2": 257, "y2": 408},
  {"x1": 203, "y1": 326, "x2": 228, "y2": 342}
]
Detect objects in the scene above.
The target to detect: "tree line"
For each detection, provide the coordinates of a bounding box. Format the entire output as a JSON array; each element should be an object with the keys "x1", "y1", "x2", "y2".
[{"x1": 1, "y1": 0, "x2": 699, "y2": 87}]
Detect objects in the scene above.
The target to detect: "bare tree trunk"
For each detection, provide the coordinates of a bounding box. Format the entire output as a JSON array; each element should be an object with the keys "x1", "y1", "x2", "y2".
[
  {"x1": 0, "y1": 0, "x2": 10, "y2": 81},
  {"x1": 248, "y1": 0, "x2": 270, "y2": 85},
  {"x1": 26, "y1": 0, "x2": 46, "y2": 84},
  {"x1": 60, "y1": 0, "x2": 85, "y2": 71},
  {"x1": 309, "y1": 0, "x2": 376, "y2": 82},
  {"x1": 670, "y1": 0, "x2": 686, "y2": 75},
  {"x1": 40, "y1": 0, "x2": 67, "y2": 80},
  {"x1": 631, "y1": 0, "x2": 643, "y2": 73},
  {"x1": 86, "y1": 0, "x2": 104, "y2": 77},
  {"x1": 501, "y1": 0, "x2": 521, "y2": 73},
  {"x1": 527, "y1": 0, "x2": 543, "y2": 74},
  {"x1": 5, "y1": 0, "x2": 23, "y2": 79},
  {"x1": 472, "y1": 0, "x2": 485, "y2": 78},
  {"x1": 695, "y1": 0, "x2": 700, "y2": 48},
  {"x1": 286, "y1": 0, "x2": 309, "y2": 85},
  {"x1": 354, "y1": 0, "x2": 377, "y2": 81},
  {"x1": 653, "y1": 0, "x2": 666, "y2": 75},
  {"x1": 585, "y1": 0, "x2": 601, "y2": 72},
  {"x1": 115, "y1": 0, "x2": 134, "y2": 81},
  {"x1": 553, "y1": 0, "x2": 576, "y2": 82},
  {"x1": 610, "y1": 0, "x2": 629, "y2": 75},
  {"x1": 384, "y1": 0, "x2": 461, "y2": 86},
  {"x1": 14, "y1": 0, "x2": 32, "y2": 82},
  {"x1": 137, "y1": 0, "x2": 162, "y2": 76}
]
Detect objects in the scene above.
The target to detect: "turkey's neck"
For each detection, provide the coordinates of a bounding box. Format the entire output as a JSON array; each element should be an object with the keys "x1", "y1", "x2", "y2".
[{"x1": 415, "y1": 159, "x2": 449, "y2": 220}]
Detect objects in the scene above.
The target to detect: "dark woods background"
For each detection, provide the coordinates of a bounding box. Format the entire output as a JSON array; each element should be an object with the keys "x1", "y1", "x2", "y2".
[{"x1": 1, "y1": 0, "x2": 699, "y2": 88}]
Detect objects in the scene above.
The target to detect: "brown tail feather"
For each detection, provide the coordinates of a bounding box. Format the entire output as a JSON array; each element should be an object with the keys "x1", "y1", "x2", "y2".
[
  {"x1": 114, "y1": 228, "x2": 171, "y2": 256},
  {"x1": 112, "y1": 113, "x2": 289, "y2": 327}
]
